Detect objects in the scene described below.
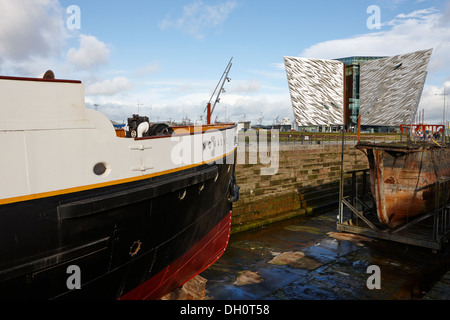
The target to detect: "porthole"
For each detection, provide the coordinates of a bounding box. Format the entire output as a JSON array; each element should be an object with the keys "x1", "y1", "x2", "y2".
[
  {"x1": 179, "y1": 189, "x2": 187, "y2": 200},
  {"x1": 129, "y1": 241, "x2": 142, "y2": 257},
  {"x1": 93, "y1": 162, "x2": 108, "y2": 176}
]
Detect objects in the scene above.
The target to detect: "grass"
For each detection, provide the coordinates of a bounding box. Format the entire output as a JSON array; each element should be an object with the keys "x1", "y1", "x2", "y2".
[{"x1": 277, "y1": 131, "x2": 402, "y2": 142}]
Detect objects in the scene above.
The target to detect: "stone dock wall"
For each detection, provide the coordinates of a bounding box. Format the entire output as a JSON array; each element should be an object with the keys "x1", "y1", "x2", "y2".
[{"x1": 231, "y1": 143, "x2": 369, "y2": 234}]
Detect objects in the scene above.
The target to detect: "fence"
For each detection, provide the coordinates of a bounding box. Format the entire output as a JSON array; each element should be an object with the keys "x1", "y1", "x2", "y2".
[{"x1": 279, "y1": 133, "x2": 400, "y2": 146}]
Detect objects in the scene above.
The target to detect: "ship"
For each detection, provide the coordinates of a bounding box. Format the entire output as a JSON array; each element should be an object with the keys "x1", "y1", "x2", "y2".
[
  {"x1": 0, "y1": 71, "x2": 239, "y2": 299},
  {"x1": 356, "y1": 136, "x2": 450, "y2": 227}
]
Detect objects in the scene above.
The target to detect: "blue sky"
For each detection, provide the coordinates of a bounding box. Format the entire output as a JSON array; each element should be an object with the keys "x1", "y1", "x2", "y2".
[{"x1": 1, "y1": 0, "x2": 450, "y2": 125}]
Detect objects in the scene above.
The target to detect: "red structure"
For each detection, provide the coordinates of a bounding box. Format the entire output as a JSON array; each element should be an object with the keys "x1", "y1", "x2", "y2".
[{"x1": 400, "y1": 124, "x2": 444, "y2": 135}]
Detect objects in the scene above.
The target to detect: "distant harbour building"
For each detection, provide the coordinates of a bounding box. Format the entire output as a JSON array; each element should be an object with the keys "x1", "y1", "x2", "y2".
[
  {"x1": 238, "y1": 118, "x2": 292, "y2": 132},
  {"x1": 284, "y1": 49, "x2": 432, "y2": 133},
  {"x1": 237, "y1": 121, "x2": 251, "y2": 132}
]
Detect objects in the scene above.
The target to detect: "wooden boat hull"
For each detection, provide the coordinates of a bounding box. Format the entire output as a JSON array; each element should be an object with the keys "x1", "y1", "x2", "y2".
[{"x1": 356, "y1": 142, "x2": 450, "y2": 227}]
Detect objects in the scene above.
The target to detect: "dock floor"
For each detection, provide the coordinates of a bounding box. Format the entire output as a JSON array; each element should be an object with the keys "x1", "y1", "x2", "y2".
[
  {"x1": 423, "y1": 271, "x2": 450, "y2": 300},
  {"x1": 201, "y1": 209, "x2": 450, "y2": 300}
]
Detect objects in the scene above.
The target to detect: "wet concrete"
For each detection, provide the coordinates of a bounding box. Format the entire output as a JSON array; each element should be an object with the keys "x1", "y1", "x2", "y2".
[{"x1": 201, "y1": 209, "x2": 450, "y2": 300}]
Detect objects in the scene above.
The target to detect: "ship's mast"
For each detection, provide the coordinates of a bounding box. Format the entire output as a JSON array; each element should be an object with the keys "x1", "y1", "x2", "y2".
[{"x1": 205, "y1": 57, "x2": 233, "y2": 124}]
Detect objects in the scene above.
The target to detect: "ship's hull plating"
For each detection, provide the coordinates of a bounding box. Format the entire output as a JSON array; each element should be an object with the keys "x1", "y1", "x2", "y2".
[
  {"x1": 0, "y1": 152, "x2": 236, "y2": 300},
  {"x1": 357, "y1": 142, "x2": 450, "y2": 227}
]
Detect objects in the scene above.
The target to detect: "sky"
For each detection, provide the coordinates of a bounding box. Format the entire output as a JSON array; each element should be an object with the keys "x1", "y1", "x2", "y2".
[{"x1": 1, "y1": 0, "x2": 450, "y2": 125}]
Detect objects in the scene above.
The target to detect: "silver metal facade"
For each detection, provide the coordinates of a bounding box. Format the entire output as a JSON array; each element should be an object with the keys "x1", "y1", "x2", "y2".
[
  {"x1": 359, "y1": 49, "x2": 432, "y2": 126},
  {"x1": 284, "y1": 56, "x2": 344, "y2": 126}
]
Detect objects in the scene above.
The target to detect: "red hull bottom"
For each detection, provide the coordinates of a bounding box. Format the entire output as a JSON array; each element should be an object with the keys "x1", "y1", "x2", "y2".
[{"x1": 120, "y1": 211, "x2": 232, "y2": 300}]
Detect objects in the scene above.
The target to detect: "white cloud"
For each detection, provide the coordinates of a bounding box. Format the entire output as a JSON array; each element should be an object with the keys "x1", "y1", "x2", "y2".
[
  {"x1": 91, "y1": 78, "x2": 293, "y2": 125},
  {"x1": 393, "y1": 7, "x2": 437, "y2": 20},
  {"x1": 229, "y1": 80, "x2": 261, "y2": 93},
  {"x1": 185, "y1": 88, "x2": 293, "y2": 125},
  {"x1": 0, "y1": 0, "x2": 69, "y2": 75},
  {"x1": 0, "y1": 1, "x2": 112, "y2": 76},
  {"x1": 133, "y1": 63, "x2": 160, "y2": 77},
  {"x1": 85, "y1": 77, "x2": 132, "y2": 96},
  {"x1": 300, "y1": 8, "x2": 448, "y2": 61},
  {"x1": 418, "y1": 82, "x2": 450, "y2": 124},
  {"x1": 0, "y1": 0, "x2": 67, "y2": 62},
  {"x1": 67, "y1": 34, "x2": 110, "y2": 70},
  {"x1": 159, "y1": 0, "x2": 237, "y2": 39}
]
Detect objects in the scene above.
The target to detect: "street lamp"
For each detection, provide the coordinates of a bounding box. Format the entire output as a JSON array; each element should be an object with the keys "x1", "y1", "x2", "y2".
[{"x1": 435, "y1": 86, "x2": 448, "y2": 142}]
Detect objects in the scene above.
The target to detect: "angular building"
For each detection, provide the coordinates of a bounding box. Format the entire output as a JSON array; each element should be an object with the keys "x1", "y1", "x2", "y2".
[
  {"x1": 359, "y1": 49, "x2": 432, "y2": 127},
  {"x1": 284, "y1": 57, "x2": 344, "y2": 128},
  {"x1": 335, "y1": 56, "x2": 384, "y2": 126},
  {"x1": 285, "y1": 49, "x2": 433, "y2": 132}
]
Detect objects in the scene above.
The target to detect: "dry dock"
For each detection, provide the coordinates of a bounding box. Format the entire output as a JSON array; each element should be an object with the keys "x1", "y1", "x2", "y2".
[
  {"x1": 232, "y1": 143, "x2": 368, "y2": 233},
  {"x1": 201, "y1": 209, "x2": 450, "y2": 300},
  {"x1": 196, "y1": 139, "x2": 450, "y2": 300}
]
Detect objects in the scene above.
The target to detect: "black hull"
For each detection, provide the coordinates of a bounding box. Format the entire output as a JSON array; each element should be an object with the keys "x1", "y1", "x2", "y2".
[{"x1": 0, "y1": 152, "x2": 237, "y2": 299}]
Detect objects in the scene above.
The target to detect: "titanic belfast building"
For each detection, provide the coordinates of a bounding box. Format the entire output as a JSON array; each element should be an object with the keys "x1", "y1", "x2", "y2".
[{"x1": 284, "y1": 49, "x2": 433, "y2": 132}]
